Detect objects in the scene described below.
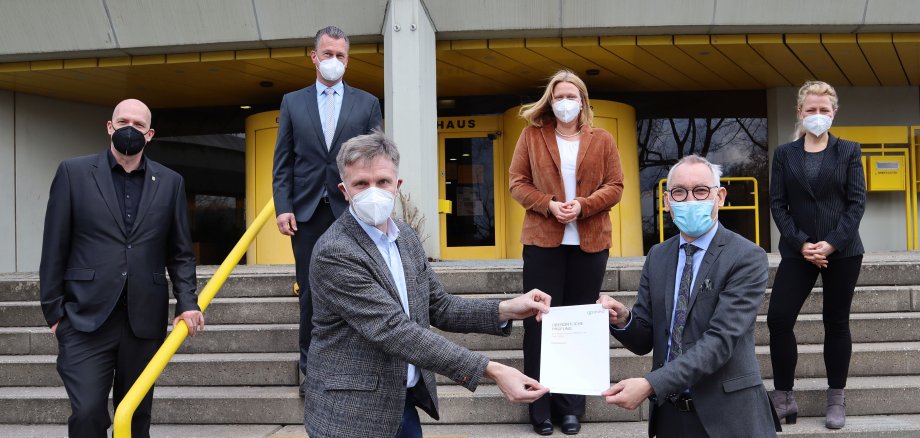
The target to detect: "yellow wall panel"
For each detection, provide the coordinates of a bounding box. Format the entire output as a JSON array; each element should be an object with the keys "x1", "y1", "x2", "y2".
[
  {"x1": 602, "y1": 36, "x2": 700, "y2": 90},
  {"x1": 893, "y1": 33, "x2": 920, "y2": 86},
  {"x1": 712, "y1": 35, "x2": 789, "y2": 87},
  {"x1": 859, "y1": 33, "x2": 910, "y2": 86},
  {"x1": 785, "y1": 34, "x2": 850, "y2": 85},
  {"x1": 821, "y1": 34, "x2": 879, "y2": 86},
  {"x1": 637, "y1": 36, "x2": 724, "y2": 89},
  {"x1": 565, "y1": 38, "x2": 670, "y2": 91},
  {"x1": 675, "y1": 35, "x2": 762, "y2": 89},
  {"x1": 748, "y1": 34, "x2": 811, "y2": 85}
]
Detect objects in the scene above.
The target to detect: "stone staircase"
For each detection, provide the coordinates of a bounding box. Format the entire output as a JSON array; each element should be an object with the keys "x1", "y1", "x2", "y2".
[{"x1": 1, "y1": 253, "x2": 920, "y2": 437}]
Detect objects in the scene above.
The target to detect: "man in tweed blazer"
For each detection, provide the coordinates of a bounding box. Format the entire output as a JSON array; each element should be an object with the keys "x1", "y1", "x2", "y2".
[{"x1": 305, "y1": 130, "x2": 552, "y2": 438}]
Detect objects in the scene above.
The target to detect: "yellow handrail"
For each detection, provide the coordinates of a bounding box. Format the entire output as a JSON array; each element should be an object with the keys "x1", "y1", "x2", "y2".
[{"x1": 113, "y1": 199, "x2": 277, "y2": 438}]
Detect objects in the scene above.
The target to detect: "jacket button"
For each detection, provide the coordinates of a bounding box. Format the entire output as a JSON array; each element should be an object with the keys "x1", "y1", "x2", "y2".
[
  {"x1": 657, "y1": 362, "x2": 664, "y2": 368},
  {"x1": 127, "y1": 244, "x2": 132, "y2": 249},
  {"x1": 121, "y1": 272, "x2": 127, "y2": 276}
]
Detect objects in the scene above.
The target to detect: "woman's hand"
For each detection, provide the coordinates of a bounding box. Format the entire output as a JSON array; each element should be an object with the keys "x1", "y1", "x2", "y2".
[
  {"x1": 801, "y1": 242, "x2": 829, "y2": 268},
  {"x1": 549, "y1": 200, "x2": 579, "y2": 224}
]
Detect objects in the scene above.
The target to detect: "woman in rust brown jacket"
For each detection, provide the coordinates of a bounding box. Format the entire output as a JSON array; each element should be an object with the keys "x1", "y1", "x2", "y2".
[{"x1": 510, "y1": 70, "x2": 624, "y2": 436}]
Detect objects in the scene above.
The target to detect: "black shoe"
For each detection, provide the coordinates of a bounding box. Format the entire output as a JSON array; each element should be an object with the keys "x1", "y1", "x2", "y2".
[
  {"x1": 532, "y1": 419, "x2": 553, "y2": 435},
  {"x1": 560, "y1": 415, "x2": 580, "y2": 435}
]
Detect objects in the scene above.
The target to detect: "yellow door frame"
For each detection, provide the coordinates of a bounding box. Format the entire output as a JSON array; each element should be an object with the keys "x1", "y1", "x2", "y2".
[{"x1": 437, "y1": 116, "x2": 506, "y2": 260}]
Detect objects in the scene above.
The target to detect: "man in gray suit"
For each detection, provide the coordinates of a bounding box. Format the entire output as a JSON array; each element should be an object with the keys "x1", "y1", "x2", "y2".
[
  {"x1": 272, "y1": 25, "x2": 382, "y2": 395},
  {"x1": 599, "y1": 155, "x2": 778, "y2": 438},
  {"x1": 305, "y1": 130, "x2": 551, "y2": 438}
]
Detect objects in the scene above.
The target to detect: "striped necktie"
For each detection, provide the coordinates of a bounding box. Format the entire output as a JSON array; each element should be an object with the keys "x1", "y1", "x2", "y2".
[
  {"x1": 668, "y1": 243, "x2": 698, "y2": 361},
  {"x1": 323, "y1": 87, "x2": 336, "y2": 149}
]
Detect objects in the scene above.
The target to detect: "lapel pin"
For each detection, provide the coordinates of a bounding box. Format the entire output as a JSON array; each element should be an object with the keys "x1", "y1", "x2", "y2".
[{"x1": 151, "y1": 176, "x2": 156, "y2": 181}]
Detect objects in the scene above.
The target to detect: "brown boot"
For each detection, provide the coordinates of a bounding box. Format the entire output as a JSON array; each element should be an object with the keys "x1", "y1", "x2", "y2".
[
  {"x1": 826, "y1": 388, "x2": 846, "y2": 429},
  {"x1": 770, "y1": 390, "x2": 799, "y2": 424}
]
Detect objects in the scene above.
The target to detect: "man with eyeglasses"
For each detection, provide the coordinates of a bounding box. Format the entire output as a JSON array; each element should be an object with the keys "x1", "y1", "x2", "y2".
[{"x1": 597, "y1": 155, "x2": 779, "y2": 437}]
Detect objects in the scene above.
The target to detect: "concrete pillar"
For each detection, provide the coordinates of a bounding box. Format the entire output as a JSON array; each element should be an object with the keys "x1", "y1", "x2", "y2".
[
  {"x1": 383, "y1": 0, "x2": 440, "y2": 257},
  {"x1": 0, "y1": 91, "x2": 15, "y2": 273}
]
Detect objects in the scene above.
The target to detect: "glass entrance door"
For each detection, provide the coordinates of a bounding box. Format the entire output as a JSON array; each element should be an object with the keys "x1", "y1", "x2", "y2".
[{"x1": 438, "y1": 132, "x2": 505, "y2": 259}]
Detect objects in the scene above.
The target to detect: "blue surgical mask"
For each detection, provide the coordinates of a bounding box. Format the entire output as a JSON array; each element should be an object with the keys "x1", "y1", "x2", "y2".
[{"x1": 670, "y1": 200, "x2": 715, "y2": 237}]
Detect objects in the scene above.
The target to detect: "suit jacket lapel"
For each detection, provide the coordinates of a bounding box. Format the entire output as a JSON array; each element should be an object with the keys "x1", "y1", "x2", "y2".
[
  {"x1": 574, "y1": 128, "x2": 594, "y2": 179},
  {"x1": 90, "y1": 152, "x2": 127, "y2": 236},
  {"x1": 395, "y1": 235, "x2": 421, "y2": 319},
  {"x1": 342, "y1": 214, "x2": 402, "y2": 304},
  {"x1": 539, "y1": 124, "x2": 562, "y2": 173},
  {"x1": 130, "y1": 160, "x2": 161, "y2": 235},
  {"x1": 303, "y1": 85, "x2": 327, "y2": 151},
  {"x1": 329, "y1": 84, "x2": 356, "y2": 159},
  {"x1": 662, "y1": 237, "x2": 679, "y2": 324},
  {"x1": 811, "y1": 134, "x2": 841, "y2": 196},
  {"x1": 688, "y1": 224, "x2": 726, "y2": 311},
  {"x1": 788, "y1": 137, "x2": 817, "y2": 199}
]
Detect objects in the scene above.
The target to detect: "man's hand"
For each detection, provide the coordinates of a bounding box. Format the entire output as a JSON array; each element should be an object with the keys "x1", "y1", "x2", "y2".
[
  {"x1": 484, "y1": 361, "x2": 548, "y2": 403},
  {"x1": 597, "y1": 295, "x2": 629, "y2": 328},
  {"x1": 602, "y1": 377, "x2": 653, "y2": 410},
  {"x1": 276, "y1": 213, "x2": 298, "y2": 236},
  {"x1": 50, "y1": 319, "x2": 60, "y2": 335},
  {"x1": 548, "y1": 201, "x2": 577, "y2": 224},
  {"x1": 498, "y1": 289, "x2": 551, "y2": 322},
  {"x1": 173, "y1": 310, "x2": 205, "y2": 337}
]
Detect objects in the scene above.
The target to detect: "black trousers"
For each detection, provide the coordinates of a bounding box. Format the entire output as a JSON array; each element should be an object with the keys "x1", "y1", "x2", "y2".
[
  {"x1": 56, "y1": 300, "x2": 162, "y2": 438},
  {"x1": 521, "y1": 244, "x2": 609, "y2": 425},
  {"x1": 291, "y1": 201, "x2": 337, "y2": 375},
  {"x1": 652, "y1": 402, "x2": 708, "y2": 437},
  {"x1": 767, "y1": 254, "x2": 863, "y2": 390}
]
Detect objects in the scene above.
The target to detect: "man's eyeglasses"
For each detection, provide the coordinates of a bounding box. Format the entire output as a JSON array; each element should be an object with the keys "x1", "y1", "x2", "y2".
[{"x1": 668, "y1": 186, "x2": 719, "y2": 202}]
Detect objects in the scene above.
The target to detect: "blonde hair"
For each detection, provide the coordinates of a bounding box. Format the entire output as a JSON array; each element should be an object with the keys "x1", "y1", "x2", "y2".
[
  {"x1": 793, "y1": 80, "x2": 839, "y2": 139},
  {"x1": 519, "y1": 70, "x2": 594, "y2": 128}
]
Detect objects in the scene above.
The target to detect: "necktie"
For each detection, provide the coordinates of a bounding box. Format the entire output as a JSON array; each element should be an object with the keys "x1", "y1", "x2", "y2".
[
  {"x1": 668, "y1": 243, "x2": 698, "y2": 362},
  {"x1": 323, "y1": 87, "x2": 336, "y2": 149}
]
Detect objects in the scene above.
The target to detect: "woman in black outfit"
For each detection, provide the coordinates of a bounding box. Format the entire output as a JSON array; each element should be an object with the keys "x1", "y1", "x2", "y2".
[{"x1": 768, "y1": 81, "x2": 866, "y2": 430}]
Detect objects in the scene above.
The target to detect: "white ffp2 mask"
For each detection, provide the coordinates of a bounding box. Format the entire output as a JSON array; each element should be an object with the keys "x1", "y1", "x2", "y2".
[
  {"x1": 319, "y1": 58, "x2": 346, "y2": 82},
  {"x1": 803, "y1": 114, "x2": 833, "y2": 137},
  {"x1": 348, "y1": 187, "x2": 395, "y2": 226},
  {"x1": 552, "y1": 99, "x2": 581, "y2": 124}
]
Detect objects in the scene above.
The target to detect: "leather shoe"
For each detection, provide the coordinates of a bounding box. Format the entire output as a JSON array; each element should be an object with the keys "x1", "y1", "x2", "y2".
[
  {"x1": 560, "y1": 415, "x2": 581, "y2": 435},
  {"x1": 532, "y1": 419, "x2": 553, "y2": 435}
]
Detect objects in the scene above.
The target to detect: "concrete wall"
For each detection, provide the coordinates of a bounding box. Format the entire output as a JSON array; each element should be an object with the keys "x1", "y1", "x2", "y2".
[
  {"x1": 767, "y1": 86, "x2": 920, "y2": 253},
  {"x1": 0, "y1": 91, "x2": 14, "y2": 272},
  {"x1": 3, "y1": 0, "x2": 920, "y2": 62},
  {"x1": 12, "y1": 94, "x2": 109, "y2": 272}
]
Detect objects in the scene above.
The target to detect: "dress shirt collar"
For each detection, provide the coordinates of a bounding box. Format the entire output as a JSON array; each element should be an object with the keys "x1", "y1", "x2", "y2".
[
  {"x1": 678, "y1": 221, "x2": 719, "y2": 253},
  {"x1": 106, "y1": 148, "x2": 146, "y2": 172},
  {"x1": 349, "y1": 208, "x2": 399, "y2": 245},
  {"x1": 316, "y1": 79, "x2": 344, "y2": 96}
]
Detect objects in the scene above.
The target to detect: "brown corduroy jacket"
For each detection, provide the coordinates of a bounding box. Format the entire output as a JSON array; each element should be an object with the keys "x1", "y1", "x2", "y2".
[{"x1": 509, "y1": 123, "x2": 624, "y2": 253}]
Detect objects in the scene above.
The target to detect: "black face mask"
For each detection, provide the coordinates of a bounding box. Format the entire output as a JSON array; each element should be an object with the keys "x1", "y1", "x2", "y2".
[{"x1": 111, "y1": 126, "x2": 148, "y2": 156}]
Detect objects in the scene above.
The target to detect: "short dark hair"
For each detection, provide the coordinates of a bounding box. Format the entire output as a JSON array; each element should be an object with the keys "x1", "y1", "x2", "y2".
[
  {"x1": 337, "y1": 129, "x2": 400, "y2": 179},
  {"x1": 315, "y1": 26, "x2": 349, "y2": 50}
]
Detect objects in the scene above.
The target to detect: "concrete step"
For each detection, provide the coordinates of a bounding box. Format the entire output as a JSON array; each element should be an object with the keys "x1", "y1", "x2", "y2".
[
  {"x1": 4, "y1": 341, "x2": 918, "y2": 389},
  {"x1": 2, "y1": 376, "x2": 917, "y2": 425},
  {"x1": 436, "y1": 312, "x2": 920, "y2": 351},
  {"x1": 437, "y1": 341, "x2": 920, "y2": 385},
  {"x1": 0, "y1": 324, "x2": 298, "y2": 355},
  {"x1": 6, "y1": 416, "x2": 920, "y2": 438},
  {"x1": 3, "y1": 252, "x2": 920, "y2": 301},
  {"x1": 3, "y1": 311, "x2": 919, "y2": 356},
  {"x1": 420, "y1": 415, "x2": 920, "y2": 438},
  {"x1": 0, "y1": 353, "x2": 299, "y2": 387},
  {"x1": 4, "y1": 286, "x2": 917, "y2": 328}
]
